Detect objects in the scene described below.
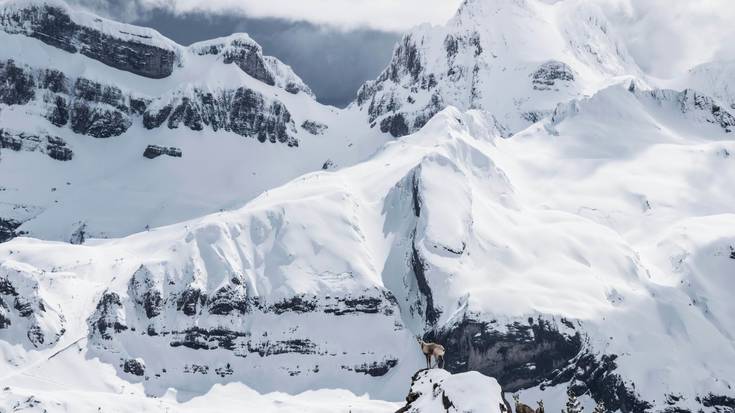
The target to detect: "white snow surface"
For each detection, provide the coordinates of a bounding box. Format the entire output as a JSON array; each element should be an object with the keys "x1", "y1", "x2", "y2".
[
  {"x1": 1, "y1": 0, "x2": 735, "y2": 411},
  {"x1": 2, "y1": 84, "x2": 735, "y2": 409}
]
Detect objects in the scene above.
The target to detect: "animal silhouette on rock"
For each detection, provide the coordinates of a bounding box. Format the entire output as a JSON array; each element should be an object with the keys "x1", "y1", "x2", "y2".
[
  {"x1": 513, "y1": 394, "x2": 536, "y2": 413},
  {"x1": 417, "y1": 338, "x2": 445, "y2": 369}
]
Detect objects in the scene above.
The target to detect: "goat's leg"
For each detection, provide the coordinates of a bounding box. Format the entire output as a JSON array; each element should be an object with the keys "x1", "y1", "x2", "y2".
[{"x1": 425, "y1": 354, "x2": 430, "y2": 369}]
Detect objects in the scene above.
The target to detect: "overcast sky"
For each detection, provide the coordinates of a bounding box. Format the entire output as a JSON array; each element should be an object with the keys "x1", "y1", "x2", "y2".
[
  {"x1": 132, "y1": 10, "x2": 400, "y2": 107},
  {"x1": 67, "y1": 0, "x2": 735, "y2": 107}
]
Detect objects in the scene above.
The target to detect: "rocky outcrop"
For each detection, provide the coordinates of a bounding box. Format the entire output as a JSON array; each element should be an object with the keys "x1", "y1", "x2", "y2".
[
  {"x1": 87, "y1": 261, "x2": 404, "y2": 384},
  {"x1": 548, "y1": 351, "x2": 652, "y2": 413},
  {"x1": 675, "y1": 89, "x2": 735, "y2": 132},
  {"x1": 192, "y1": 36, "x2": 276, "y2": 86},
  {"x1": 190, "y1": 34, "x2": 314, "y2": 97},
  {"x1": 1, "y1": 128, "x2": 72, "y2": 161},
  {"x1": 0, "y1": 59, "x2": 301, "y2": 145},
  {"x1": 194, "y1": 35, "x2": 274, "y2": 85},
  {"x1": 623, "y1": 84, "x2": 735, "y2": 133},
  {"x1": 0, "y1": 1, "x2": 177, "y2": 79},
  {"x1": 425, "y1": 312, "x2": 660, "y2": 413},
  {"x1": 144, "y1": 87, "x2": 298, "y2": 146},
  {"x1": 0, "y1": 60, "x2": 133, "y2": 138},
  {"x1": 532, "y1": 60, "x2": 575, "y2": 90},
  {"x1": 300, "y1": 120, "x2": 328, "y2": 135},
  {"x1": 89, "y1": 291, "x2": 127, "y2": 340},
  {"x1": 0, "y1": 218, "x2": 25, "y2": 243},
  {"x1": 342, "y1": 358, "x2": 398, "y2": 377},
  {"x1": 143, "y1": 145, "x2": 182, "y2": 159},
  {"x1": 122, "y1": 359, "x2": 145, "y2": 376},
  {"x1": 356, "y1": 33, "x2": 448, "y2": 138},
  {"x1": 0, "y1": 58, "x2": 35, "y2": 105},
  {"x1": 395, "y1": 369, "x2": 504, "y2": 413},
  {"x1": 701, "y1": 394, "x2": 735, "y2": 413},
  {"x1": 0, "y1": 261, "x2": 66, "y2": 348},
  {"x1": 429, "y1": 316, "x2": 581, "y2": 392}
]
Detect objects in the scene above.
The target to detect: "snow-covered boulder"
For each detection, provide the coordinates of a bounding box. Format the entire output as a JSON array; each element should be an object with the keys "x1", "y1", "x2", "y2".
[{"x1": 396, "y1": 369, "x2": 505, "y2": 413}]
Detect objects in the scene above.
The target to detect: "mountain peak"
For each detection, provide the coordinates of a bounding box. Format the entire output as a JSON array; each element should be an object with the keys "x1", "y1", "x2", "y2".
[{"x1": 354, "y1": 0, "x2": 640, "y2": 137}]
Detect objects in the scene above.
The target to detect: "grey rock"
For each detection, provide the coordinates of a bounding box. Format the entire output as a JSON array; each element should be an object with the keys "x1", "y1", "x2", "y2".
[
  {"x1": 1, "y1": 129, "x2": 73, "y2": 162},
  {"x1": 342, "y1": 359, "x2": 399, "y2": 377},
  {"x1": 143, "y1": 145, "x2": 182, "y2": 159},
  {"x1": 0, "y1": 3, "x2": 176, "y2": 79},
  {"x1": 0, "y1": 60, "x2": 35, "y2": 105},
  {"x1": 90, "y1": 291, "x2": 128, "y2": 340},
  {"x1": 146, "y1": 87, "x2": 298, "y2": 146},
  {"x1": 0, "y1": 218, "x2": 25, "y2": 243},
  {"x1": 532, "y1": 60, "x2": 575, "y2": 90},
  {"x1": 301, "y1": 120, "x2": 328, "y2": 135},
  {"x1": 123, "y1": 359, "x2": 145, "y2": 376}
]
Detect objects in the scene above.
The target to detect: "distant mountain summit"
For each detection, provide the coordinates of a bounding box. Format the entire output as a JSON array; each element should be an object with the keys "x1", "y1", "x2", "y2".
[
  {"x1": 354, "y1": 0, "x2": 641, "y2": 137},
  {"x1": 0, "y1": 0, "x2": 387, "y2": 242}
]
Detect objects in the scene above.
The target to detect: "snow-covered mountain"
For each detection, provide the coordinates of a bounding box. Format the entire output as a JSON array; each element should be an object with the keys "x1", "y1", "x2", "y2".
[
  {"x1": 354, "y1": 0, "x2": 641, "y2": 137},
  {"x1": 2, "y1": 0, "x2": 735, "y2": 412},
  {"x1": 678, "y1": 60, "x2": 735, "y2": 111},
  {"x1": 3, "y1": 82, "x2": 735, "y2": 411},
  {"x1": 0, "y1": 0, "x2": 388, "y2": 243}
]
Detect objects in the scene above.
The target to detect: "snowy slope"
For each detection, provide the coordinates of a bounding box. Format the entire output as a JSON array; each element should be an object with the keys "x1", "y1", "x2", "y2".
[
  {"x1": 2, "y1": 0, "x2": 735, "y2": 412},
  {"x1": 0, "y1": 0, "x2": 389, "y2": 243},
  {"x1": 678, "y1": 60, "x2": 735, "y2": 111},
  {"x1": 354, "y1": 0, "x2": 642, "y2": 137},
  {"x1": 2, "y1": 77, "x2": 734, "y2": 411}
]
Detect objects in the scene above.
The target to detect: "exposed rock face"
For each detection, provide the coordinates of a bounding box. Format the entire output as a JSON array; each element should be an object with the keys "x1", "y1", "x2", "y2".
[
  {"x1": 674, "y1": 89, "x2": 735, "y2": 132},
  {"x1": 342, "y1": 359, "x2": 398, "y2": 377},
  {"x1": 190, "y1": 34, "x2": 314, "y2": 97},
  {"x1": 123, "y1": 359, "x2": 145, "y2": 376},
  {"x1": 0, "y1": 1, "x2": 177, "y2": 79},
  {"x1": 90, "y1": 291, "x2": 127, "y2": 340},
  {"x1": 429, "y1": 316, "x2": 581, "y2": 392},
  {"x1": 195, "y1": 36, "x2": 275, "y2": 86},
  {"x1": 426, "y1": 315, "x2": 657, "y2": 413},
  {"x1": 144, "y1": 87, "x2": 298, "y2": 146},
  {"x1": 532, "y1": 60, "x2": 575, "y2": 90},
  {"x1": 0, "y1": 218, "x2": 25, "y2": 243},
  {"x1": 549, "y1": 352, "x2": 652, "y2": 413},
  {"x1": 87, "y1": 259, "x2": 407, "y2": 388},
  {"x1": 0, "y1": 58, "x2": 35, "y2": 105},
  {"x1": 0, "y1": 59, "x2": 301, "y2": 145},
  {"x1": 0, "y1": 261, "x2": 66, "y2": 348},
  {"x1": 623, "y1": 85, "x2": 735, "y2": 133},
  {"x1": 300, "y1": 120, "x2": 328, "y2": 135},
  {"x1": 548, "y1": 83, "x2": 735, "y2": 136},
  {"x1": 356, "y1": 33, "x2": 447, "y2": 138},
  {"x1": 701, "y1": 394, "x2": 735, "y2": 413},
  {"x1": 0, "y1": 59, "x2": 134, "y2": 138},
  {"x1": 1, "y1": 128, "x2": 72, "y2": 161},
  {"x1": 143, "y1": 145, "x2": 182, "y2": 159}
]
